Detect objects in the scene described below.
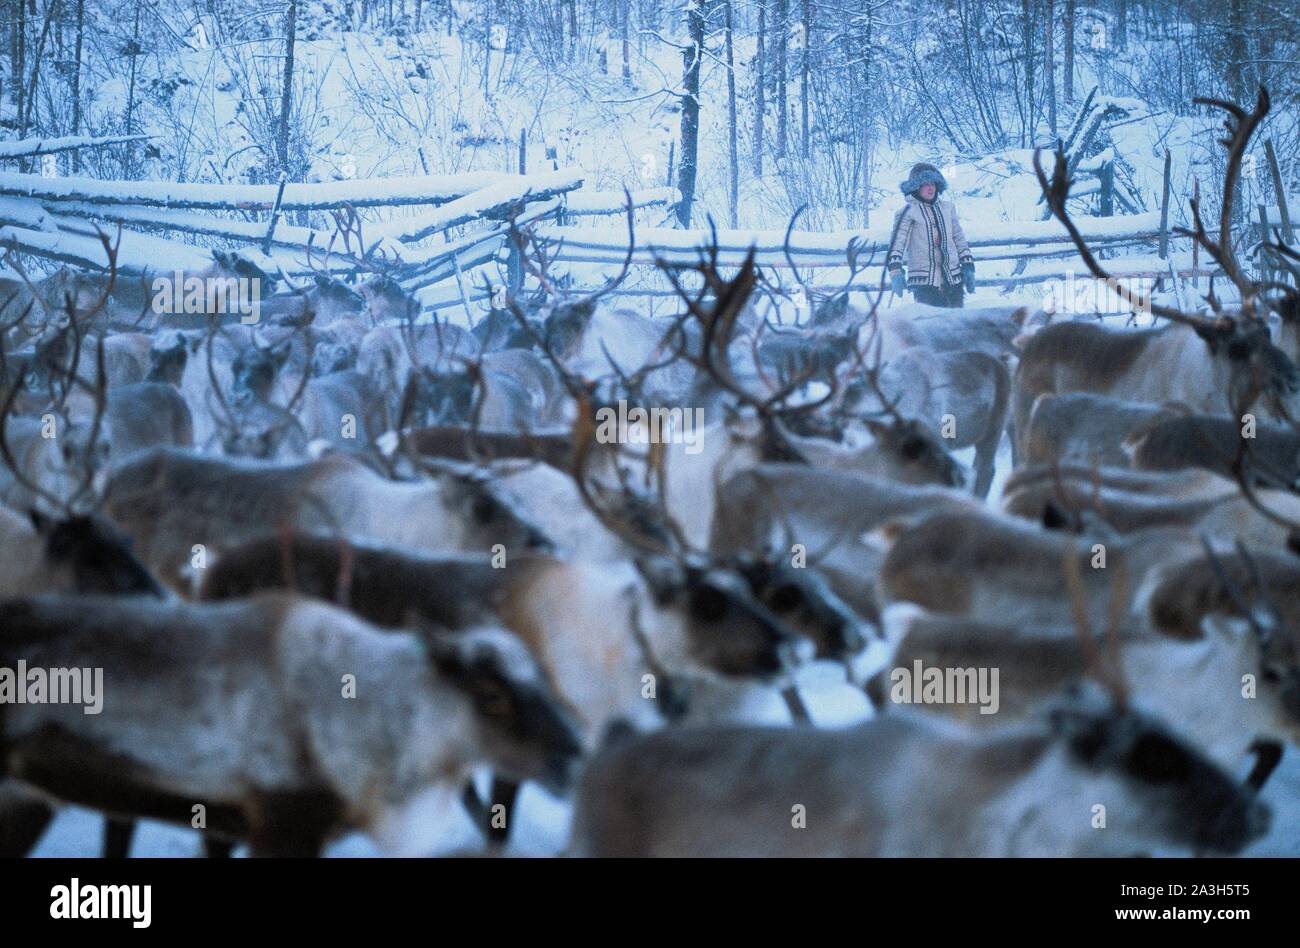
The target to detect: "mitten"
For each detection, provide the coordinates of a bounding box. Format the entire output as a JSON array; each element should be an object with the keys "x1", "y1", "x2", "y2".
[
  {"x1": 962, "y1": 262, "x2": 975, "y2": 294},
  {"x1": 890, "y1": 269, "x2": 907, "y2": 296}
]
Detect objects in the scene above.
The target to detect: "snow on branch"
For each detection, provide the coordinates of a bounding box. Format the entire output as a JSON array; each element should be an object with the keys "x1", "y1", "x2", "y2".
[
  {"x1": 0, "y1": 222, "x2": 211, "y2": 274},
  {"x1": 0, "y1": 134, "x2": 155, "y2": 159},
  {"x1": 0, "y1": 170, "x2": 519, "y2": 211},
  {"x1": 533, "y1": 212, "x2": 1166, "y2": 268},
  {"x1": 370, "y1": 170, "x2": 584, "y2": 244}
]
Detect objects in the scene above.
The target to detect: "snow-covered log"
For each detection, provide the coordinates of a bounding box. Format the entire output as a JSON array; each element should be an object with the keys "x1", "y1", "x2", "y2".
[
  {"x1": 371, "y1": 170, "x2": 583, "y2": 244},
  {"x1": 0, "y1": 221, "x2": 211, "y2": 274},
  {"x1": 534, "y1": 212, "x2": 1166, "y2": 268},
  {"x1": 0, "y1": 134, "x2": 154, "y2": 159},
  {"x1": 0, "y1": 170, "x2": 520, "y2": 211},
  {"x1": 396, "y1": 197, "x2": 563, "y2": 286}
]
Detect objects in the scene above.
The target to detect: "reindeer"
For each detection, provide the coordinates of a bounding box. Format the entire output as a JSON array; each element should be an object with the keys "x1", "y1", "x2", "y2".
[
  {"x1": 203, "y1": 327, "x2": 311, "y2": 460},
  {"x1": 710, "y1": 462, "x2": 980, "y2": 628},
  {"x1": 879, "y1": 605, "x2": 1298, "y2": 769},
  {"x1": 1125, "y1": 412, "x2": 1300, "y2": 489},
  {"x1": 195, "y1": 530, "x2": 825, "y2": 724},
  {"x1": 0, "y1": 593, "x2": 583, "y2": 856},
  {"x1": 568, "y1": 683, "x2": 1269, "y2": 856},
  {"x1": 1016, "y1": 91, "x2": 1300, "y2": 461},
  {"x1": 846, "y1": 341, "x2": 1011, "y2": 497},
  {"x1": 1000, "y1": 463, "x2": 1300, "y2": 546},
  {"x1": 1020, "y1": 392, "x2": 1192, "y2": 468},
  {"x1": 100, "y1": 447, "x2": 552, "y2": 593},
  {"x1": 881, "y1": 513, "x2": 1300, "y2": 770},
  {"x1": 875, "y1": 504, "x2": 1193, "y2": 635}
]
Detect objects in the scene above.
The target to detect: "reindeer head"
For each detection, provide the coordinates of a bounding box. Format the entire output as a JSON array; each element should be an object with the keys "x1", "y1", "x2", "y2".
[
  {"x1": 311, "y1": 274, "x2": 366, "y2": 322},
  {"x1": 360, "y1": 275, "x2": 418, "y2": 324},
  {"x1": 310, "y1": 340, "x2": 357, "y2": 377},
  {"x1": 861, "y1": 417, "x2": 966, "y2": 488},
  {"x1": 1194, "y1": 541, "x2": 1300, "y2": 732},
  {"x1": 208, "y1": 250, "x2": 274, "y2": 289},
  {"x1": 435, "y1": 471, "x2": 555, "y2": 553},
  {"x1": 568, "y1": 401, "x2": 814, "y2": 684},
  {"x1": 146, "y1": 330, "x2": 192, "y2": 385},
  {"x1": 405, "y1": 365, "x2": 477, "y2": 427},
  {"x1": 230, "y1": 343, "x2": 291, "y2": 405},
  {"x1": 29, "y1": 509, "x2": 164, "y2": 597},
  {"x1": 730, "y1": 554, "x2": 870, "y2": 660},
  {"x1": 423, "y1": 624, "x2": 584, "y2": 793},
  {"x1": 1049, "y1": 682, "x2": 1270, "y2": 854}
]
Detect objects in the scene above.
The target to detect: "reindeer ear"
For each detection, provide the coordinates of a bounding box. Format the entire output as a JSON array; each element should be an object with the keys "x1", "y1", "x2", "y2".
[
  {"x1": 415, "y1": 619, "x2": 467, "y2": 677},
  {"x1": 635, "y1": 554, "x2": 685, "y2": 603}
]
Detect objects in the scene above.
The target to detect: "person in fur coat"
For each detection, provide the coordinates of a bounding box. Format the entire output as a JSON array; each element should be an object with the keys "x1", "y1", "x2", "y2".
[{"x1": 886, "y1": 163, "x2": 975, "y2": 308}]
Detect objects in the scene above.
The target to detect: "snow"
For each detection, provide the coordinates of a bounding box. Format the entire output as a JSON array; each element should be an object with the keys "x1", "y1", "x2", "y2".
[
  {"x1": 0, "y1": 170, "x2": 513, "y2": 210},
  {"x1": 0, "y1": 134, "x2": 154, "y2": 159}
]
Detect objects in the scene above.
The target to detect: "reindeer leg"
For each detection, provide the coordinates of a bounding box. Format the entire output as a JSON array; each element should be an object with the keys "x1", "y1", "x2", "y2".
[
  {"x1": 0, "y1": 787, "x2": 55, "y2": 857},
  {"x1": 103, "y1": 816, "x2": 136, "y2": 858},
  {"x1": 245, "y1": 790, "x2": 339, "y2": 858},
  {"x1": 202, "y1": 834, "x2": 235, "y2": 859},
  {"x1": 781, "y1": 685, "x2": 814, "y2": 724},
  {"x1": 459, "y1": 782, "x2": 487, "y2": 826},
  {"x1": 972, "y1": 443, "x2": 997, "y2": 500},
  {"x1": 1246, "y1": 740, "x2": 1284, "y2": 793}
]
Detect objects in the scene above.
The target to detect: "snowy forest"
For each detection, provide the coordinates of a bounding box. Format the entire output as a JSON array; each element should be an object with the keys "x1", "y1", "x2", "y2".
[{"x1": 0, "y1": 0, "x2": 1297, "y2": 862}]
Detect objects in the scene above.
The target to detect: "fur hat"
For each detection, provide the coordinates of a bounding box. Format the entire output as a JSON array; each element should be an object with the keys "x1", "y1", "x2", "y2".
[{"x1": 899, "y1": 162, "x2": 948, "y2": 196}]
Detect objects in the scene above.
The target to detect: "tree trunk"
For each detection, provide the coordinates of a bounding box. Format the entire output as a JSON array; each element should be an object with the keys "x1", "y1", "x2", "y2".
[
  {"x1": 567, "y1": 0, "x2": 577, "y2": 60},
  {"x1": 1225, "y1": 0, "x2": 1246, "y2": 105},
  {"x1": 675, "y1": 0, "x2": 706, "y2": 227},
  {"x1": 775, "y1": 0, "x2": 787, "y2": 158},
  {"x1": 858, "y1": 10, "x2": 873, "y2": 227},
  {"x1": 752, "y1": 0, "x2": 765, "y2": 176},
  {"x1": 1063, "y1": 0, "x2": 1074, "y2": 104},
  {"x1": 1022, "y1": 0, "x2": 1033, "y2": 144},
  {"x1": 799, "y1": 0, "x2": 809, "y2": 158},
  {"x1": 20, "y1": 0, "x2": 56, "y2": 138},
  {"x1": 724, "y1": 0, "x2": 738, "y2": 227},
  {"x1": 1115, "y1": 0, "x2": 1127, "y2": 50},
  {"x1": 71, "y1": 0, "x2": 83, "y2": 171},
  {"x1": 14, "y1": 0, "x2": 25, "y2": 130},
  {"x1": 1046, "y1": 0, "x2": 1056, "y2": 138},
  {"x1": 124, "y1": 2, "x2": 141, "y2": 136},
  {"x1": 621, "y1": 0, "x2": 631, "y2": 83},
  {"x1": 277, "y1": 0, "x2": 299, "y2": 176}
]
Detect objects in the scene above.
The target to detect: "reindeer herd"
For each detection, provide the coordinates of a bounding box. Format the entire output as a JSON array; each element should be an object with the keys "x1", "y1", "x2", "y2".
[{"x1": 0, "y1": 92, "x2": 1298, "y2": 858}]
